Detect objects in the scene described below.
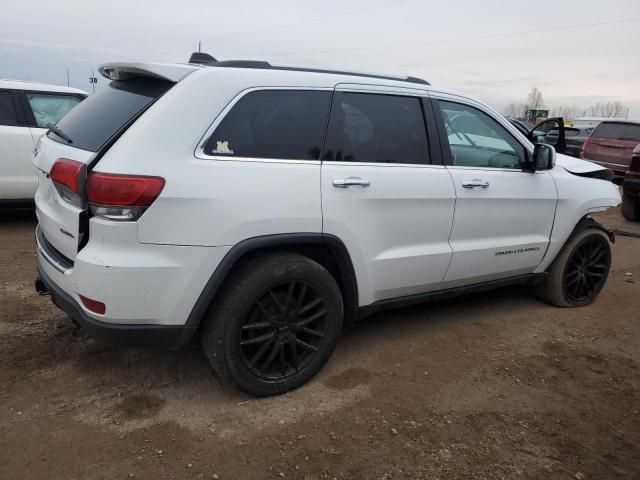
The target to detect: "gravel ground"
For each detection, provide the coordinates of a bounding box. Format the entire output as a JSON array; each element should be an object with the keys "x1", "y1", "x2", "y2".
[{"x1": 0, "y1": 207, "x2": 639, "y2": 480}]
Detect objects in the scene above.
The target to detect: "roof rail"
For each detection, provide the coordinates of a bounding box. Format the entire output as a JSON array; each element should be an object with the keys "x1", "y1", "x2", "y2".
[{"x1": 196, "y1": 54, "x2": 429, "y2": 85}]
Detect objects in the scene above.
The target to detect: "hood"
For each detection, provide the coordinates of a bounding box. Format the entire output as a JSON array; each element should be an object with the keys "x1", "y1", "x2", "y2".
[{"x1": 555, "y1": 153, "x2": 605, "y2": 174}]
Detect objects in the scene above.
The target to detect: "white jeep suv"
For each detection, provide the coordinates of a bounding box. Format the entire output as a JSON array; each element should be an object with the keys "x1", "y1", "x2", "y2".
[
  {"x1": 1, "y1": 79, "x2": 86, "y2": 206},
  {"x1": 33, "y1": 55, "x2": 621, "y2": 396}
]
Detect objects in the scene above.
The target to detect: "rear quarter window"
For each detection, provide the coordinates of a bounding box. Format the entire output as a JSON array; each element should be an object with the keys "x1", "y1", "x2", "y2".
[
  {"x1": 25, "y1": 93, "x2": 83, "y2": 128},
  {"x1": 621, "y1": 124, "x2": 640, "y2": 142},
  {"x1": 48, "y1": 77, "x2": 173, "y2": 152},
  {"x1": 204, "y1": 90, "x2": 331, "y2": 160}
]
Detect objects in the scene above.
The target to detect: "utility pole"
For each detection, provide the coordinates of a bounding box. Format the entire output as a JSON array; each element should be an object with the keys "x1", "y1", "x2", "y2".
[
  {"x1": 198, "y1": 41, "x2": 201, "y2": 53},
  {"x1": 66, "y1": 68, "x2": 70, "y2": 87}
]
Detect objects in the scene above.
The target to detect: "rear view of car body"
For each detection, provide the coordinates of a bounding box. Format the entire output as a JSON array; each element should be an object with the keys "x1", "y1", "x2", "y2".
[
  {"x1": 581, "y1": 120, "x2": 640, "y2": 176},
  {"x1": 32, "y1": 64, "x2": 229, "y2": 347}
]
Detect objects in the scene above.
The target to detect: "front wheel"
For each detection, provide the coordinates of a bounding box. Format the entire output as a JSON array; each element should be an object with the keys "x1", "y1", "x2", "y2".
[
  {"x1": 621, "y1": 193, "x2": 638, "y2": 221},
  {"x1": 201, "y1": 252, "x2": 343, "y2": 396},
  {"x1": 536, "y1": 228, "x2": 612, "y2": 307}
]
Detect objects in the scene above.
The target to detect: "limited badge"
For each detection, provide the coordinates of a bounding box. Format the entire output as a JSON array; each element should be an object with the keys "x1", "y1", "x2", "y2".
[{"x1": 213, "y1": 140, "x2": 234, "y2": 154}]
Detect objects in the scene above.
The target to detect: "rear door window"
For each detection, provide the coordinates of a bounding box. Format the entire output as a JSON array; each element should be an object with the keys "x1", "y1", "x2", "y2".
[
  {"x1": 204, "y1": 90, "x2": 331, "y2": 160},
  {"x1": 322, "y1": 92, "x2": 429, "y2": 164},
  {"x1": 25, "y1": 93, "x2": 82, "y2": 128},
  {"x1": 48, "y1": 77, "x2": 173, "y2": 152},
  {"x1": 0, "y1": 91, "x2": 19, "y2": 126}
]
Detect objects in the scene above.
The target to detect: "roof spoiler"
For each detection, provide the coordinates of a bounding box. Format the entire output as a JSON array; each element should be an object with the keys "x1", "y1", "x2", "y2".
[{"x1": 98, "y1": 63, "x2": 199, "y2": 83}]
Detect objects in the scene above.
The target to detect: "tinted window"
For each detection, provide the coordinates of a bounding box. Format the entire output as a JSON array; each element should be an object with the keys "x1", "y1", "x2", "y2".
[
  {"x1": 204, "y1": 90, "x2": 331, "y2": 160},
  {"x1": 547, "y1": 128, "x2": 579, "y2": 137},
  {"x1": 592, "y1": 122, "x2": 629, "y2": 140},
  {"x1": 0, "y1": 91, "x2": 19, "y2": 126},
  {"x1": 439, "y1": 101, "x2": 525, "y2": 169},
  {"x1": 323, "y1": 92, "x2": 429, "y2": 164},
  {"x1": 26, "y1": 93, "x2": 82, "y2": 128},
  {"x1": 49, "y1": 78, "x2": 173, "y2": 152},
  {"x1": 621, "y1": 124, "x2": 640, "y2": 142}
]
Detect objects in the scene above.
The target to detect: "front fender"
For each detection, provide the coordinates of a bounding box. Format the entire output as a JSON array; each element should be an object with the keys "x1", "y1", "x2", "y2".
[{"x1": 536, "y1": 167, "x2": 621, "y2": 272}]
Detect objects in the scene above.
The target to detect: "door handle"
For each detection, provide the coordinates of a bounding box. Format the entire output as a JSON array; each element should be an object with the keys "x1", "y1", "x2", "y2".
[
  {"x1": 461, "y1": 179, "x2": 490, "y2": 189},
  {"x1": 332, "y1": 177, "x2": 371, "y2": 188}
]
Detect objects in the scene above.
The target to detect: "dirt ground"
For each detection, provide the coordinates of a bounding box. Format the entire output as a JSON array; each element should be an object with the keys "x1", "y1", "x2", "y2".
[{"x1": 1, "y1": 207, "x2": 639, "y2": 480}]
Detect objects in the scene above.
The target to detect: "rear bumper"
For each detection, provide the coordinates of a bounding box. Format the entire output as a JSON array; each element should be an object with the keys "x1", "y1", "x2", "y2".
[
  {"x1": 37, "y1": 263, "x2": 194, "y2": 349},
  {"x1": 34, "y1": 218, "x2": 231, "y2": 349}
]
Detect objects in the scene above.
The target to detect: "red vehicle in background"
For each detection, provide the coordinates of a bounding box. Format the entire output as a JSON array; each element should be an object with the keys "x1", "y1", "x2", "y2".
[
  {"x1": 622, "y1": 144, "x2": 640, "y2": 221},
  {"x1": 581, "y1": 120, "x2": 640, "y2": 177}
]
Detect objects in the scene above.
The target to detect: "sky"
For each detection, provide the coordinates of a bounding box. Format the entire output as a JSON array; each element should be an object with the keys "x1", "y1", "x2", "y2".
[{"x1": 1, "y1": 0, "x2": 639, "y2": 117}]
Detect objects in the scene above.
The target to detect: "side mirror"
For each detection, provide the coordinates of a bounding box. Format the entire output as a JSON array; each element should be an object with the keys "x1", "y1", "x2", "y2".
[{"x1": 530, "y1": 144, "x2": 556, "y2": 171}]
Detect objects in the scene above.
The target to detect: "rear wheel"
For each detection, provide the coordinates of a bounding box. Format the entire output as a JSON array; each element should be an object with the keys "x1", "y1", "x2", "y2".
[
  {"x1": 536, "y1": 228, "x2": 612, "y2": 307},
  {"x1": 201, "y1": 252, "x2": 343, "y2": 396}
]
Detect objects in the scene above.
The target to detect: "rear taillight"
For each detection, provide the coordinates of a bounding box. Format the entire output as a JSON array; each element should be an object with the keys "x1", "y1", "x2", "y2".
[
  {"x1": 50, "y1": 158, "x2": 86, "y2": 208},
  {"x1": 85, "y1": 172, "x2": 165, "y2": 221},
  {"x1": 580, "y1": 134, "x2": 591, "y2": 159}
]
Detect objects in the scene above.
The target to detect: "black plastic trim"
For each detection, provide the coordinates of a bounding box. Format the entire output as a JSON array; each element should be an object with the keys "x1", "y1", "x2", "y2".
[
  {"x1": 357, "y1": 273, "x2": 546, "y2": 320},
  {"x1": 569, "y1": 168, "x2": 614, "y2": 182},
  {"x1": 572, "y1": 216, "x2": 615, "y2": 244},
  {"x1": 206, "y1": 61, "x2": 429, "y2": 85},
  {"x1": 37, "y1": 226, "x2": 74, "y2": 270},
  {"x1": 37, "y1": 265, "x2": 192, "y2": 349},
  {"x1": 421, "y1": 97, "x2": 445, "y2": 166},
  {"x1": 184, "y1": 233, "x2": 359, "y2": 330}
]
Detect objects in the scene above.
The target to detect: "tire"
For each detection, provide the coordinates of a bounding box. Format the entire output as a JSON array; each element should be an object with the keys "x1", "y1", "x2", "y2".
[
  {"x1": 536, "y1": 228, "x2": 612, "y2": 307},
  {"x1": 621, "y1": 194, "x2": 638, "y2": 222},
  {"x1": 201, "y1": 252, "x2": 343, "y2": 396}
]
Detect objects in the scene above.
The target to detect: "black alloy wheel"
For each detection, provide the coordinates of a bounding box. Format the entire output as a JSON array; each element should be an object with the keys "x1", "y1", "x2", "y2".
[
  {"x1": 239, "y1": 280, "x2": 327, "y2": 381},
  {"x1": 563, "y1": 234, "x2": 611, "y2": 303}
]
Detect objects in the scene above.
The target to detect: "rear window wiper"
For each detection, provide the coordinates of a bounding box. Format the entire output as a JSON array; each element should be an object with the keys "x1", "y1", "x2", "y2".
[{"x1": 47, "y1": 124, "x2": 73, "y2": 145}]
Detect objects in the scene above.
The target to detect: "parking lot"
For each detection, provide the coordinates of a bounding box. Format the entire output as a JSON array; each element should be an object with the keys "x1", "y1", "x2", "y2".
[{"x1": 0, "y1": 207, "x2": 638, "y2": 479}]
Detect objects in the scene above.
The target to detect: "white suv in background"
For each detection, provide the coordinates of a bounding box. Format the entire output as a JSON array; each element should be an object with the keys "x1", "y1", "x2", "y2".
[
  {"x1": 0, "y1": 79, "x2": 86, "y2": 206},
  {"x1": 33, "y1": 55, "x2": 620, "y2": 396}
]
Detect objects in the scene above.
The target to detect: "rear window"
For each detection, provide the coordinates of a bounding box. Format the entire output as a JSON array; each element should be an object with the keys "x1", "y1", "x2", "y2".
[
  {"x1": 48, "y1": 77, "x2": 173, "y2": 152},
  {"x1": 592, "y1": 122, "x2": 640, "y2": 142}
]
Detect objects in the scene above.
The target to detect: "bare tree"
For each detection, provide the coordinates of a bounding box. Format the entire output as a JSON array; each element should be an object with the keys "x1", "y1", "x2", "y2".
[
  {"x1": 587, "y1": 101, "x2": 627, "y2": 118},
  {"x1": 503, "y1": 102, "x2": 526, "y2": 119},
  {"x1": 550, "y1": 105, "x2": 581, "y2": 119},
  {"x1": 525, "y1": 87, "x2": 545, "y2": 111}
]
